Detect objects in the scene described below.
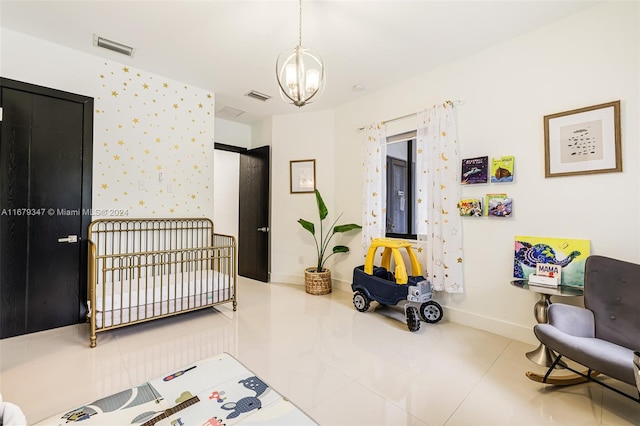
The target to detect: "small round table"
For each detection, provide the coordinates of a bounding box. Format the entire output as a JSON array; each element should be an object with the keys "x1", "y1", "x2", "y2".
[{"x1": 510, "y1": 279, "x2": 584, "y2": 367}]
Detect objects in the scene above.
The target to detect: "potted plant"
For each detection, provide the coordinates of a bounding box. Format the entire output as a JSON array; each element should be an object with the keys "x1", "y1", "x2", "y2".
[{"x1": 298, "y1": 189, "x2": 362, "y2": 295}]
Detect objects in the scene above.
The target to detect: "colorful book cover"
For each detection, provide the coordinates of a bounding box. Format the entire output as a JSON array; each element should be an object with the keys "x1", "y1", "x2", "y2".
[
  {"x1": 490, "y1": 156, "x2": 515, "y2": 183},
  {"x1": 514, "y1": 236, "x2": 591, "y2": 287},
  {"x1": 458, "y1": 198, "x2": 482, "y2": 217},
  {"x1": 487, "y1": 196, "x2": 512, "y2": 217},
  {"x1": 461, "y1": 156, "x2": 488, "y2": 184},
  {"x1": 484, "y1": 193, "x2": 505, "y2": 215}
]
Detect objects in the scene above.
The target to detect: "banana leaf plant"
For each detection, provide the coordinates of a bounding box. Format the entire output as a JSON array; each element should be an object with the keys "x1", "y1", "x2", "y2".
[{"x1": 298, "y1": 189, "x2": 362, "y2": 272}]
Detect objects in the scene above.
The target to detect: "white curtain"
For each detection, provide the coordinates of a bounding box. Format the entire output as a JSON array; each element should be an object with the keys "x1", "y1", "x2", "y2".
[
  {"x1": 361, "y1": 122, "x2": 387, "y2": 250},
  {"x1": 415, "y1": 103, "x2": 464, "y2": 293}
]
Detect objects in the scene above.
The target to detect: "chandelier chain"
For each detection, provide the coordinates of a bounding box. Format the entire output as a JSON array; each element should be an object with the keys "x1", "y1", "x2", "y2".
[{"x1": 298, "y1": 0, "x2": 302, "y2": 46}]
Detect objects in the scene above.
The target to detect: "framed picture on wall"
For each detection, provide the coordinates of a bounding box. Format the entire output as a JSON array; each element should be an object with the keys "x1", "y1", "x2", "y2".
[
  {"x1": 544, "y1": 100, "x2": 621, "y2": 177},
  {"x1": 290, "y1": 159, "x2": 316, "y2": 193}
]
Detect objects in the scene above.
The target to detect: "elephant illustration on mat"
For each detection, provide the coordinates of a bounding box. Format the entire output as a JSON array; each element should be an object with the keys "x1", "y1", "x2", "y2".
[{"x1": 219, "y1": 376, "x2": 269, "y2": 419}]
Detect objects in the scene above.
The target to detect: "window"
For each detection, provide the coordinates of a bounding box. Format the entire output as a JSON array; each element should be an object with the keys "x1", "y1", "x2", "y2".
[{"x1": 386, "y1": 131, "x2": 418, "y2": 240}]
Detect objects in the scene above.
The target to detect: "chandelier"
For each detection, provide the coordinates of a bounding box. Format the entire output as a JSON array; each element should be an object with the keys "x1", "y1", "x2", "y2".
[{"x1": 276, "y1": 0, "x2": 325, "y2": 107}]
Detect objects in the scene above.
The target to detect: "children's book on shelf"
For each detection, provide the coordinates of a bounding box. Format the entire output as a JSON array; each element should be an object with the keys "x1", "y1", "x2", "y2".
[
  {"x1": 461, "y1": 156, "x2": 488, "y2": 184},
  {"x1": 458, "y1": 198, "x2": 483, "y2": 217},
  {"x1": 491, "y1": 156, "x2": 515, "y2": 183},
  {"x1": 485, "y1": 193, "x2": 512, "y2": 217}
]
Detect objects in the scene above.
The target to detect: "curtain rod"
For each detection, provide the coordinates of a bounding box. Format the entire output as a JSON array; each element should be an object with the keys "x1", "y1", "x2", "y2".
[{"x1": 358, "y1": 99, "x2": 463, "y2": 131}]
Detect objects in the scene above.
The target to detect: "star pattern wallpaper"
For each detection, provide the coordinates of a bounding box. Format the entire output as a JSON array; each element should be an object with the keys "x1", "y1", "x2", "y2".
[{"x1": 93, "y1": 61, "x2": 215, "y2": 218}]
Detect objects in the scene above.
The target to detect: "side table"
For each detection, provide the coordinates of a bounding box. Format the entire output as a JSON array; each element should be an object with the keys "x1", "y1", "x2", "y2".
[{"x1": 510, "y1": 279, "x2": 583, "y2": 367}]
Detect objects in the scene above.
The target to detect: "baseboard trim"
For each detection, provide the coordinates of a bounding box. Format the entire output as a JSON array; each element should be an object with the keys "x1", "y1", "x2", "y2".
[{"x1": 270, "y1": 274, "x2": 537, "y2": 346}]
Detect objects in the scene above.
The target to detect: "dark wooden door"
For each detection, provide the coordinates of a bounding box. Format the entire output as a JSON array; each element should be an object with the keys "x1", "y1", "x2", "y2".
[
  {"x1": 0, "y1": 78, "x2": 93, "y2": 338},
  {"x1": 238, "y1": 146, "x2": 270, "y2": 282}
]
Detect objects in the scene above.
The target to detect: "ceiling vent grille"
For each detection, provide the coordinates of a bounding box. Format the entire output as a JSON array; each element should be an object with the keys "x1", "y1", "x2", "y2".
[
  {"x1": 94, "y1": 34, "x2": 135, "y2": 57},
  {"x1": 245, "y1": 90, "x2": 272, "y2": 102},
  {"x1": 217, "y1": 106, "x2": 246, "y2": 117}
]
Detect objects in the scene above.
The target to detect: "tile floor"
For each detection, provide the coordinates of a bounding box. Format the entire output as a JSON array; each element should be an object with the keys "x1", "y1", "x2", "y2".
[{"x1": 1, "y1": 277, "x2": 638, "y2": 425}]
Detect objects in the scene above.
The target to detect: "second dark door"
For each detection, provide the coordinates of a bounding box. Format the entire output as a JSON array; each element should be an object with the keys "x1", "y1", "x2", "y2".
[{"x1": 238, "y1": 146, "x2": 270, "y2": 282}]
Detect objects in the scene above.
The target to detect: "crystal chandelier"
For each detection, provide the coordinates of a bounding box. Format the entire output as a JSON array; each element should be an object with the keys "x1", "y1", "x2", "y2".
[{"x1": 276, "y1": 0, "x2": 325, "y2": 107}]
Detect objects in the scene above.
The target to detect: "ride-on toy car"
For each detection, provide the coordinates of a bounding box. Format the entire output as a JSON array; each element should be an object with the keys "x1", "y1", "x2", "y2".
[{"x1": 351, "y1": 238, "x2": 443, "y2": 331}]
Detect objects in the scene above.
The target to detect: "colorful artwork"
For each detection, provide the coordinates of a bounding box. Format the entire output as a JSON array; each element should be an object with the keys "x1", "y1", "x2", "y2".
[{"x1": 514, "y1": 236, "x2": 590, "y2": 287}]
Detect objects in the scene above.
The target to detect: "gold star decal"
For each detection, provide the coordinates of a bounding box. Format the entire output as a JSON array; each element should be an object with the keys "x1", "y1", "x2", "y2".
[
  {"x1": 139, "y1": 200, "x2": 145, "y2": 206},
  {"x1": 173, "y1": 104, "x2": 179, "y2": 109},
  {"x1": 163, "y1": 83, "x2": 169, "y2": 88},
  {"x1": 101, "y1": 184, "x2": 109, "y2": 190},
  {"x1": 174, "y1": 144, "x2": 180, "y2": 150},
  {"x1": 123, "y1": 67, "x2": 129, "y2": 73},
  {"x1": 113, "y1": 155, "x2": 120, "y2": 160},
  {"x1": 144, "y1": 149, "x2": 150, "y2": 154},
  {"x1": 191, "y1": 137, "x2": 196, "y2": 142},
  {"x1": 156, "y1": 165, "x2": 162, "y2": 170},
  {"x1": 207, "y1": 94, "x2": 212, "y2": 99},
  {"x1": 193, "y1": 165, "x2": 199, "y2": 170},
  {"x1": 198, "y1": 103, "x2": 203, "y2": 108},
  {"x1": 191, "y1": 194, "x2": 196, "y2": 199},
  {"x1": 117, "y1": 140, "x2": 124, "y2": 146},
  {"x1": 143, "y1": 84, "x2": 149, "y2": 89},
  {"x1": 418, "y1": 198, "x2": 423, "y2": 203},
  {"x1": 111, "y1": 91, "x2": 118, "y2": 97},
  {"x1": 457, "y1": 257, "x2": 463, "y2": 263},
  {"x1": 133, "y1": 118, "x2": 139, "y2": 124},
  {"x1": 100, "y1": 74, "x2": 105, "y2": 79},
  {"x1": 170, "y1": 208, "x2": 175, "y2": 213},
  {"x1": 155, "y1": 137, "x2": 161, "y2": 143}
]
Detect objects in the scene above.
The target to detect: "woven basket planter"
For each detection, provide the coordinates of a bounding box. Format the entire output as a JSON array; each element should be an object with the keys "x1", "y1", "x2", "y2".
[{"x1": 304, "y1": 267, "x2": 332, "y2": 295}]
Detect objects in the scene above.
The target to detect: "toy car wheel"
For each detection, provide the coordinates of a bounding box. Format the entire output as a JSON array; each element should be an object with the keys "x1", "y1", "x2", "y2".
[
  {"x1": 406, "y1": 306, "x2": 420, "y2": 332},
  {"x1": 353, "y1": 291, "x2": 370, "y2": 312},
  {"x1": 420, "y1": 301, "x2": 443, "y2": 323}
]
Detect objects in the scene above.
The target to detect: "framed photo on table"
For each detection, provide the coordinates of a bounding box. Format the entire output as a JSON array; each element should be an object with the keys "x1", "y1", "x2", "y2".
[
  {"x1": 290, "y1": 159, "x2": 316, "y2": 193},
  {"x1": 544, "y1": 100, "x2": 621, "y2": 178}
]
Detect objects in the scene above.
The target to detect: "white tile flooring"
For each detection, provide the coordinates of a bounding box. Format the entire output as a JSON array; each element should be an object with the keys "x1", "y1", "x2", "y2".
[{"x1": 1, "y1": 277, "x2": 638, "y2": 425}]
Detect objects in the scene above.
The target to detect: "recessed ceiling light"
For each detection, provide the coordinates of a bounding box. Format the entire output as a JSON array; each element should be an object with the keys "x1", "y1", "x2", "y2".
[{"x1": 352, "y1": 84, "x2": 366, "y2": 92}]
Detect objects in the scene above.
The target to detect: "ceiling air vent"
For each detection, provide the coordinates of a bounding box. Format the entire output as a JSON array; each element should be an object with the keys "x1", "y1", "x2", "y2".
[
  {"x1": 245, "y1": 90, "x2": 272, "y2": 102},
  {"x1": 94, "y1": 34, "x2": 135, "y2": 57},
  {"x1": 217, "y1": 106, "x2": 245, "y2": 118}
]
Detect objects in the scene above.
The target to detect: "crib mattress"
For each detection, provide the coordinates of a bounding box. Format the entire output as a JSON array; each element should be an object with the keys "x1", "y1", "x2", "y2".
[{"x1": 94, "y1": 272, "x2": 232, "y2": 329}]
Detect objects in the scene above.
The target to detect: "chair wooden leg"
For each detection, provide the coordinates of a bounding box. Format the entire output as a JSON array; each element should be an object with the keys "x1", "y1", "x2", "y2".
[{"x1": 526, "y1": 369, "x2": 600, "y2": 385}]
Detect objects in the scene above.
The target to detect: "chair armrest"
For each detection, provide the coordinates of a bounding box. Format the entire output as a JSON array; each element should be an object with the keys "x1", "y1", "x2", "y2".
[{"x1": 547, "y1": 303, "x2": 595, "y2": 338}]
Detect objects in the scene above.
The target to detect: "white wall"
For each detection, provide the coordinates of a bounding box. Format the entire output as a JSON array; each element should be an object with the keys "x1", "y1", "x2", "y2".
[
  {"x1": 1, "y1": 29, "x2": 216, "y2": 219},
  {"x1": 215, "y1": 117, "x2": 252, "y2": 149},
  {"x1": 212, "y1": 118, "x2": 252, "y2": 240},
  {"x1": 270, "y1": 110, "x2": 346, "y2": 284},
  {"x1": 271, "y1": 1, "x2": 640, "y2": 344}
]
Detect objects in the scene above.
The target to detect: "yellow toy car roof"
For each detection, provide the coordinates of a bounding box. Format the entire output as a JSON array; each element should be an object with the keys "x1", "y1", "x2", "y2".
[{"x1": 364, "y1": 238, "x2": 422, "y2": 284}]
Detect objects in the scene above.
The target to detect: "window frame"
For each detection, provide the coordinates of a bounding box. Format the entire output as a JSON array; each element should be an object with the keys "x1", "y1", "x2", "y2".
[{"x1": 385, "y1": 130, "x2": 418, "y2": 241}]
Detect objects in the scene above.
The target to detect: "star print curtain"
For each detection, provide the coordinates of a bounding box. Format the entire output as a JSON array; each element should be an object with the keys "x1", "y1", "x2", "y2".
[
  {"x1": 415, "y1": 104, "x2": 464, "y2": 293},
  {"x1": 361, "y1": 122, "x2": 387, "y2": 250}
]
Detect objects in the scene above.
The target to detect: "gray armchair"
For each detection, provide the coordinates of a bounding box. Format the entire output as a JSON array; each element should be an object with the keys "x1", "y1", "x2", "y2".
[{"x1": 532, "y1": 255, "x2": 640, "y2": 402}]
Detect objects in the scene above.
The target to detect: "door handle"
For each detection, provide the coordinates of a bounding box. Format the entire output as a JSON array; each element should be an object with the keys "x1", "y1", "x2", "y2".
[
  {"x1": 257, "y1": 227, "x2": 270, "y2": 233},
  {"x1": 58, "y1": 235, "x2": 79, "y2": 243}
]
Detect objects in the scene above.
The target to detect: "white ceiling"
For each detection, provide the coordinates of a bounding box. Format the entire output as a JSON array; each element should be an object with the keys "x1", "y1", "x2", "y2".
[{"x1": 1, "y1": 0, "x2": 599, "y2": 126}]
